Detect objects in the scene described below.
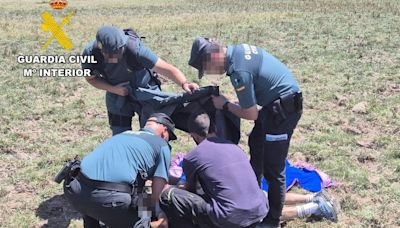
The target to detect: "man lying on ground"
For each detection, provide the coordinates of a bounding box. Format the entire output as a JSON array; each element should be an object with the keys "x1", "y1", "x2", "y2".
[{"x1": 152, "y1": 111, "x2": 339, "y2": 228}]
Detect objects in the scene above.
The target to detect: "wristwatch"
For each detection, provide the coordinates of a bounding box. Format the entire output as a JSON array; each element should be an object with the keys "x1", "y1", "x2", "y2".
[{"x1": 222, "y1": 101, "x2": 230, "y2": 111}]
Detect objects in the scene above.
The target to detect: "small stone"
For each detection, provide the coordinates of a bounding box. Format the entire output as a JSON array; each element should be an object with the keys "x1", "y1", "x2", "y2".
[
  {"x1": 356, "y1": 139, "x2": 374, "y2": 148},
  {"x1": 352, "y1": 102, "x2": 368, "y2": 114},
  {"x1": 335, "y1": 94, "x2": 348, "y2": 106}
]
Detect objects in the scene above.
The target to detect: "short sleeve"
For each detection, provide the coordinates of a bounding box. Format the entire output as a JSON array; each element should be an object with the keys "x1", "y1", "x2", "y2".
[
  {"x1": 136, "y1": 42, "x2": 159, "y2": 69},
  {"x1": 153, "y1": 145, "x2": 171, "y2": 182},
  {"x1": 182, "y1": 155, "x2": 197, "y2": 188},
  {"x1": 81, "y1": 41, "x2": 95, "y2": 71},
  {"x1": 230, "y1": 71, "x2": 256, "y2": 108}
]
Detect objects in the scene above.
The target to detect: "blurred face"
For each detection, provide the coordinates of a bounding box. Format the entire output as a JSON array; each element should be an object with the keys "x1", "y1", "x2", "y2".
[
  {"x1": 101, "y1": 47, "x2": 125, "y2": 64},
  {"x1": 203, "y1": 50, "x2": 225, "y2": 75},
  {"x1": 144, "y1": 118, "x2": 170, "y2": 141}
]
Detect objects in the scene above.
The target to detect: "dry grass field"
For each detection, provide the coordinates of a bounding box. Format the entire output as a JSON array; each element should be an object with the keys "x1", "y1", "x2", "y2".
[{"x1": 0, "y1": 0, "x2": 399, "y2": 227}]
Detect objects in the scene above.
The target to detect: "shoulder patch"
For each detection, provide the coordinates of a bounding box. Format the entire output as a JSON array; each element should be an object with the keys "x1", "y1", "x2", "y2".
[
  {"x1": 232, "y1": 77, "x2": 246, "y2": 92},
  {"x1": 236, "y1": 86, "x2": 245, "y2": 92}
]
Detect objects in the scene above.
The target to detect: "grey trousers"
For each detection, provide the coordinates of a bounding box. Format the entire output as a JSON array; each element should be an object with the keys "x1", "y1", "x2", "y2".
[
  {"x1": 159, "y1": 187, "x2": 216, "y2": 228},
  {"x1": 64, "y1": 178, "x2": 139, "y2": 228}
]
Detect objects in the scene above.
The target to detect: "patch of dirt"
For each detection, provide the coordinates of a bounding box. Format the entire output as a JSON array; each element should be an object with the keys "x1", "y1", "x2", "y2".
[
  {"x1": 352, "y1": 102, "x2": 369, "y2": 114},
  {"x1": 59, "y1": 126, "x2": 93, "y2": 143},
  {"x1": 322, "y1": 101, "x2": 340, "y2": 111},
  {"x1": 334, "y1": 94, "x2": 349, "y2": 106},
  {"x1": 35, "y1": 194, "x2": 81, "y2": 228},
  {"x1": 357, "y1": 153, "x2": 376, "y2": 163},
  {"x1": 343, "y1": 125, "x2": 363, "y2": 135},
  {"x1": 0, "y1": 157, "x2": 21, "y2": 184},
  {"x1": 289, "y1": 152, "x2": 307, "y2": 163},
  {"x1": 0, "y1": 184, "x2": 36, "y2": 218},
  {"x1": 290, "y1": 132, "x2": 306, "y2": 144},
  {"x1": 0, "y1": 144, "x2": 39, "y2": 162},
  {"x1": 83, "y1": 108, "x2": 107, "y2": 120},
  {"x1": 9, "y1": 120, "x2": 45, "y2": 143},
  {"x1": 356, "y1": 138, "x2": 376, "y2": 149},
  {"x1": 378, "y1": 83, "x2": 400, "y2": 97}
]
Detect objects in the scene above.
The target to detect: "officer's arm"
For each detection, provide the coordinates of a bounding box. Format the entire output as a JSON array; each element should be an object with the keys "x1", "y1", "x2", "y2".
[
  {"x1": 212, "y1": 95, "x2": 258, "y2": 120},
  {"x1": 151, "y1": 176, "x2": 167, "y2": 205},
  {"x1": 136, "y1": 42, "x2": 198, "y2": 92},
  {"x1": 225, "y1": 103, "x2": 258, "y2": 120},
  {"x1": 225, "y1": 71, "x2": 258, "y2": 120},
  {"x1": 85, "y1": 76, "x2": 129, "y2": 96},
  {"x1": 152, "y1": 145, "x2": 171, "y2": 206},
  {"x1": 81, "y1": 43, "x2": 114, "y2": 93},
  {"x1": 82, "y1": 42, "x2": 128, "y2": 96},
  {"x1": 85, "y1": 76, "x2": 113, "y2": 91},
  {"x1": 153, "y1": 58, "x2": 199, "y2": 91}
]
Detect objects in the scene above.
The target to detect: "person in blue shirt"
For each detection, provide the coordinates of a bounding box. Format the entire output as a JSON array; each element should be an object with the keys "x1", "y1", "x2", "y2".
[
  {"x1": 64, "y1": 113, "x2": 176, "y2": 228},
  {"x1": 82, "y1": 25, "x2": 199, "y2": 135},
  {"x1": 188, "y1": 37, "x2": 303, "y2": 227}
]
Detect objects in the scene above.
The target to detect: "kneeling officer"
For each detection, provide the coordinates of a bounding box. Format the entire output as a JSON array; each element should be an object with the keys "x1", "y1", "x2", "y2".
[{"x1": 61, "y1": 113, "x2": 176, "y2": 227}]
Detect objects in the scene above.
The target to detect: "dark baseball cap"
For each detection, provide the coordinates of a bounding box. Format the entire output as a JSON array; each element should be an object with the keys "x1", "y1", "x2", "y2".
[
  {"x1": 96, "y1": 25, "x2": 128, "y2": 53},
  {"x1": 188, "y1": 37, "x2": 216, "y2": 79},
  {"x1": 148, "y1": 113, "x2": 177, "y2": 141}
]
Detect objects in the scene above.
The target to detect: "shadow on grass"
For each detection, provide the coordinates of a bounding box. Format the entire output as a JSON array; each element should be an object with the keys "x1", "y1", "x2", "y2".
[{"x1": 36, "y1": 194, "x2": 81, "y2": 228}]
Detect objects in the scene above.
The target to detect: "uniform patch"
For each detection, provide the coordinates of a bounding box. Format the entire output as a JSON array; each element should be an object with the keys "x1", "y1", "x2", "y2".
[
  {"x1": 236, "y1": 86, "x2": 245, "y2": 92},
  {"x1": 250, "y1": 45, "x2": 258, "y2": 54},
  {"x1": 265, "y1": 134, "x2": 288, "y2": 141}
]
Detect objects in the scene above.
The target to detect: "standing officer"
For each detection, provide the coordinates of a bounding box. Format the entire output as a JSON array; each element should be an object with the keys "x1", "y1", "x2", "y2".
[
  {"x1": 188, "y1": 37, "x2": 303, "y2": 227},
  {"x1": 63, "y1": 113, "x2": 176, "y2": 228},
  {"x1": 82, "y1": 25, "x2": 199, "y2": 135}
]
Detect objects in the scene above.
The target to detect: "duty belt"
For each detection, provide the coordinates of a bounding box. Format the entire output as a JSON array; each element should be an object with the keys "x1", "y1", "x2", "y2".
[
  {"x1": 76, "y1": 171, "x2": 134, "y2": 194},
  {"x1": 269, "y1": 91, "x2": 303, "y2": 114}
]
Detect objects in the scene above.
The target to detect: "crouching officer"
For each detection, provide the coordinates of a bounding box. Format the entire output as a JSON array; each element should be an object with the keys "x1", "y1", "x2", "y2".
[
  {"x1": 61, "y1": 113, "x2": 177, "y2": 228},
  {"x1": 83, "y1": 25, "x2": 199, "y2": 135},
  {"x1": 188, "y1": 38, "x2": 303, "y2": 227}
]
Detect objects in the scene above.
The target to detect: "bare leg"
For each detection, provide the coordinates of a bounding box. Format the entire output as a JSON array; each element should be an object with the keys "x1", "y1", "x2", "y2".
[{"x1": 284, "y1": 193, "x2": 314, "y2": 205}]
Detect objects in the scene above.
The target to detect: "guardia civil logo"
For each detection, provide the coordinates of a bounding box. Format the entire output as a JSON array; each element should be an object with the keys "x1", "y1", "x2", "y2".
[{"x1": 41, "y1": 0, "x2": 74, "y2": 50}]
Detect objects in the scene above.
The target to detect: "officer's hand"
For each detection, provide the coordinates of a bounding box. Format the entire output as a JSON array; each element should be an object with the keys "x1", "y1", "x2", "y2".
[
  {"x1": 182, "y1": 82, "x2": 199, "y2": 93},
  {"x1": 212, "y1": 95, "x2": 228, "y2": 110},
  {"x1": 151, "y1": 212, "x2": 168, "y2": 228},
  {"x1": 111, "y1": 81, "x2": 129, "y2": 96}
]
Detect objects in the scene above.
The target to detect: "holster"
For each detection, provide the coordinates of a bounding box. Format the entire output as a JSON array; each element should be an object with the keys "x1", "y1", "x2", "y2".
[
  {"x1": 280, "y1": 91, "x2": 303, "y2": 114},
  {"x1": 266, "y1": 92, "x2": 303, "y2": 125},
  {"x1": 54, "y1": 158, "x2": 81, "y2": 184},
  {"x1": 131, "y1": 170, "x2": 148, "y2": 209}
]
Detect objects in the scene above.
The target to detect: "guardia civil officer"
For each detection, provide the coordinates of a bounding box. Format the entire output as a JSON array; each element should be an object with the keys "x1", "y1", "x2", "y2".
[
  {"x1": 82, "y1": 25, "x2": 199, "y2": 135},
  {"x1": 64, "y1": 113, "x2": 176, "y2": 228},
  {"x1": 188, "y1": 37, "x2": 303, "y2": 227}
]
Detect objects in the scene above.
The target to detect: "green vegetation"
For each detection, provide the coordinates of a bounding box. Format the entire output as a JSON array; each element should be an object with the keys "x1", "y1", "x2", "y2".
[{"x1": 0, "y1": 0, "x2": 399, "y2": 227}]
